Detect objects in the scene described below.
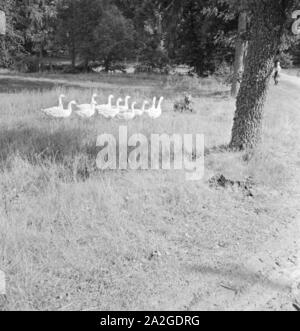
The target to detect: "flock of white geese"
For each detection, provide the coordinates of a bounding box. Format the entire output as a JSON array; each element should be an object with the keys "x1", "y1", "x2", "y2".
[{"x1": 41, "y1": 94, "x2": 164, "y2": 120}]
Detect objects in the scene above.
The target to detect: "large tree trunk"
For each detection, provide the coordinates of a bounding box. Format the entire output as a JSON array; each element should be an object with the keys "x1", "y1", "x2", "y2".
[
  {"x1": 230, "y1": 1, "x2": 287, "y2": 150},
  {"x1": 231, "y1": 11, "x2": 248, "y2": 98}
]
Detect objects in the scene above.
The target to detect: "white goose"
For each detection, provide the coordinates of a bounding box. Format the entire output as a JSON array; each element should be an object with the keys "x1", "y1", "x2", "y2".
[
  {"x1": 110, "y1": 98, "x2": 123, "y2": 117},
  {"x1": 41, "y1": 94, "x2": 65, "y2": 115},
  {"x1": 147, "y1": 97, "x2": 164, "y2": 119},
  {"x1": 133, "y1": 100, "x2": 149, "y2": 117},
  {"x1": 119, "y1": 96, "x2": 131, "y2": 112},
  {"x1": 77, "y1": 94, "x2": 97, "y2": 110},
  {"x1": 144, "y1": 97, "x2": 155, "y2": 117},
  {"x1": 92, "y1": 93, "x2": 98, "y2": 104},
  {"x1": 96, "y1": 94, "x2": 114, "y2": 114},
  {"x1": 100, "y1": 98, "x2": 122, "y2": 119},
  {"x1": 42, "y1": 100, "x2": 77, "y2": 118},
  {"x1": 147, "y1": 97, "x2": 156, "y2": 113},
  {"x1": 117, "y1": 102, "x2": 136, "y2": 121},
  {"x1": 75, "y1": 94, "x2": 97, "y2": 118},
  {"x1": 58, "y1": 94, "x2": 66, "y2": 107}
]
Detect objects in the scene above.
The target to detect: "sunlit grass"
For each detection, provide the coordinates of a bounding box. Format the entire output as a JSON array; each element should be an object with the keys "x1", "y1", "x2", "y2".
[{"x1": 0, "y1": 73, "x2": 299, "y2": 310}]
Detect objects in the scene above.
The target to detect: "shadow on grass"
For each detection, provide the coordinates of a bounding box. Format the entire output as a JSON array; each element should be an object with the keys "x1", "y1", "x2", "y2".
[
  {"x1": 0, "y1": 77, "x2": 93, "y2": 93},
  {"x1": 0, "y1": 78, "x2": 57, "y2": 93},
  {"x1": 202, "y1": 90, "x2": 231, "y2": 99},
  {"x1": 204, "y1": 144, "x2": 230, "y2": 156},
  {"x1": 0, "y1": 75, "x2": 230, "y2": 100},
  {"x1": 188, "y1": 264, "x2": 289, "y2": 292},
  {"x1": 0, "y1": 125, "x2": 99, "y2": 181},
  {"x1": 0, "y1": 123, "x2": 206, "y2": 182},
  {"x1": 0, "y1": 125, "x2": 97, "y2": 159},
  {"x1": 0, "y1": 77, "x2": 164, "y2": 102},
  {"x1": 0, "y1": 124, "x2": 156, "y2": 181}
]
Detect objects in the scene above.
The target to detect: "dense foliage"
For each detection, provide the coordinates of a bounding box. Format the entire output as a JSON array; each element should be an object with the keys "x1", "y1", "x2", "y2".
[{"x1": 0, "y1": 0, "x2": 299, "y2": 73}]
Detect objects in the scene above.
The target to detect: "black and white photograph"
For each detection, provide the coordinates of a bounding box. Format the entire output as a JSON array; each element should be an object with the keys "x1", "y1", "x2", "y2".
[{"x1": 0, "y1": 0, "x2": 300, "y2": 314}]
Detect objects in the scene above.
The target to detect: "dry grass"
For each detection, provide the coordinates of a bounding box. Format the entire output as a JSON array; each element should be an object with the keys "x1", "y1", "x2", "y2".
[{"x1": 0, "y1": 72, "x2": 299, "y2": 311}]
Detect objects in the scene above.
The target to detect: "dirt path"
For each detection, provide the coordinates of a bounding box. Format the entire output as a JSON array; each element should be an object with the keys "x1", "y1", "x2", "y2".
[
  {"x1": 150, "y1": 73, "x2": 300, "y2": 311},
  {"x1": 228, "y1": 73, "x2": 300, "y2": 311},
  {"x1": 193, "y1": 74, "x2": 300, "y2": 311}
]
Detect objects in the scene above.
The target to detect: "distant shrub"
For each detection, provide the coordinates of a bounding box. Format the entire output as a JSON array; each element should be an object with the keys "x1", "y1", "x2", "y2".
[
  {"x1": 61, "y1": 65, "x2": 81, "y2": 74},
  {"x1": 278, "y1": 52, "x2": 294, "y2": 68},
  {"x1": 14, "y1": 55, "x2": 40, "y2": 73},
  {"x1": 135, "y1": 63, "x2": 153, "y2": 74},
  {"x1": 107, "y1": 63, "x2": 126, "y2": 73},
  {"x1": 164, "y1": 74, "x2": 202, "y2": 92},
  {"x1": 137, "y1": 43, "x2": 171, "y2": 74},
  {"x1": 214, "y1": 61, "x2": 234, "y2": 85},
  {"x1": 135, "y1": 63, "x2": 171, "y2": 75}
]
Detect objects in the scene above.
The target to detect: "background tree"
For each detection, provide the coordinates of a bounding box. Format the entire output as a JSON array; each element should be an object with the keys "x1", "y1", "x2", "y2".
[
  {"x1": 92, "y1": 4, "x2": 136, "y2": 71},
  {"x1": 291, "y1": 39, "x2": 300, "y2": 64},
  {"x1": 15, "y1": 0, "x2": 57, "y2": 69},
  {"x1": 56, "y1": 0, "x2": 104, "y2": 70},
  {"x1": 174, "y1": 0, "x2": 236, "y2": 76},
  {"x1": 56, "y1": 0, "x2": 81, "y2": 68},
  {"x1": 0, "y1": 0, "x2": 24, "y2": 67},
  {"x1": 117, "y1": 0, "x2": 172, "y2": 71}
]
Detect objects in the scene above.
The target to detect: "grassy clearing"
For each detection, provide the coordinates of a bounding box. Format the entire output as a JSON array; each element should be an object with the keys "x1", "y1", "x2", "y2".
[{"x1": 0, "y1": 73, "x2": 299, "y2": 310}]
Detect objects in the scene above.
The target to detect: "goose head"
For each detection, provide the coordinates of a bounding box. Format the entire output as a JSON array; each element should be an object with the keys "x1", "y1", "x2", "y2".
[
  {"x1": 131, "y1": 102, "x2": 137, "y2": 111},
  {"x1": 124, "y1": 96, "x2": 131, "y2": 107},
  {"x1": 108, "y1": 94, "x2": 114, "y2": 106},
  {"x1": 152, "y1": 97, "x2": 157, "y2": 109},
  {"x1": 116, "y1": 98, "x2": 123, "y2": 107},
  {"x1": 68, "y1": 100, "x2": 77, "y2": 110},
  {"x1": 58, "y1": 94, "x2": 66, "y2": 106},
  {"x1": 142, "y1": 101, "x2": 149, "y2": 112},
  {"x1": 91, "y1": 94, "x2": 98, "y2": 104},
  {"x1": 157, "y1": 97, "x2": 164, "y2": 108}
]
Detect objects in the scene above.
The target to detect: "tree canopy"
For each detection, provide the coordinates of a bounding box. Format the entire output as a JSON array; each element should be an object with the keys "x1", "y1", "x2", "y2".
[
  {"x1": 0, "y1": 0, "x2": 238, "y2": 72},
  {"x1": 0, "y1": 0, "x2": 299, "y2": 74}
]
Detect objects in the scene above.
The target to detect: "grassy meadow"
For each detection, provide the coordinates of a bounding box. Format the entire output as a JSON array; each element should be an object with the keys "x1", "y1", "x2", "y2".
[{"x1": 0, "y1": 72, "x2": 299, "y2": 311}]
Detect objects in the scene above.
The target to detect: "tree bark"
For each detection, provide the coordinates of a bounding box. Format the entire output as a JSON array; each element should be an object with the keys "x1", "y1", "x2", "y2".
[
  {"x1": 70, "y1": 1, "x2": 76, "y2": 69},
  {"x1": 38, "y1": 44, "x2": 43, "y2": 72},
  {"x1": 231, "y1": 11, "x2": 248, "y2": 98},
  {"x1": 230, "y1": 1, "x2": 287, "y2": 150},
  {"x1": 156, "y1": 5, "x2": 164, "y2": 51},
  {"x1": 71, "y1": 40, "x2": 76, "y2": 69}
]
